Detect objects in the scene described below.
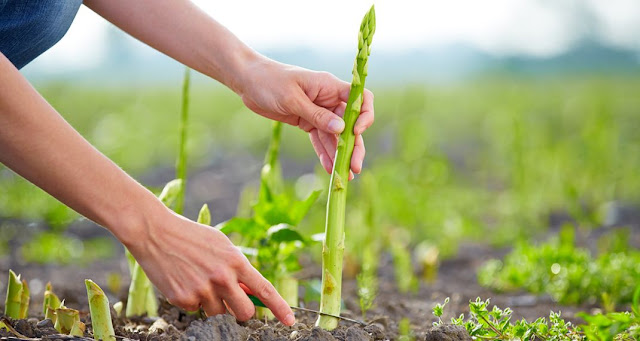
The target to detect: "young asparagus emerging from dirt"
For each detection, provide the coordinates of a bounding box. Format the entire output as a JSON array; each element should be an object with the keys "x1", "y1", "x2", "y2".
[
  {"x1": 4, "y1": 270, "x2": 23, "y2": 319},
  {"x1": 18, "y1": 279, "x2": 29, "y2": 319},
  {"x1": 86, "y1": 279, "x2": 115, "y2": 341},
  {"x1": 316, "y1": 5, "x2": 375, "y2": 330},
  {"x1": 54, "y1": 307, "x2": 80, "y2": 335},
  {"x1": 125, "y1": 180, "x2": 182, "y2": 318},
  {"x1": 43, "y1": 282, "x2": 62, "y2": 323}
]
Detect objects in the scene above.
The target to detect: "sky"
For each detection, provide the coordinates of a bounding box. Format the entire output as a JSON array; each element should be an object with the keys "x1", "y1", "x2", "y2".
[{"x1": 25, "y1": 0, "x2": 640, "y2": 72}]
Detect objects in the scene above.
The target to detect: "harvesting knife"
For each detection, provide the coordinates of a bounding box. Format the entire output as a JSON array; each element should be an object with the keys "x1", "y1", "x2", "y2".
[{"x1": 246, "y1": 294, "x2": 367, "y2": 326}]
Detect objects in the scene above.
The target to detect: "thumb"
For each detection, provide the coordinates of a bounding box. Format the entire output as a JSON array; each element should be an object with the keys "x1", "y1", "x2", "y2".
[{"x1": 296, "y1": 99, "x2": 345, "y2": 134}]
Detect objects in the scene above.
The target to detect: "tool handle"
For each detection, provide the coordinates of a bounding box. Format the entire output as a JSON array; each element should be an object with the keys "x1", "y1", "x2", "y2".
[{"x1": 247, "y1": 294, "x2": 267, "y2": 308}]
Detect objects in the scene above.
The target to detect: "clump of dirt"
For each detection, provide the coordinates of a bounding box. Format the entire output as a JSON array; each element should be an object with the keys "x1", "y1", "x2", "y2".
[{"x1": 423, "y1": 325, "x2": 472, "y2": 341}]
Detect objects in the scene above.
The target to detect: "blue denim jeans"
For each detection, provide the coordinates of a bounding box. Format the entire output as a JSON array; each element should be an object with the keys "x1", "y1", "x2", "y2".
[{"x1": 0, "y1": 0, "x2": 82, "y2": 69}]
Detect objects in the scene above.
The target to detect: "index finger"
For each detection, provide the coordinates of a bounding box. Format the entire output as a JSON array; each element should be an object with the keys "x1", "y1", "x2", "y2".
[{"x1": 238, "y1": 266, "x2": 295, "y2": 326}]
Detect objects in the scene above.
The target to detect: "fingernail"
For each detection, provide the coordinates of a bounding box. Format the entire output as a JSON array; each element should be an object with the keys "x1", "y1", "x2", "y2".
[
  {"x1": 285, "y1": 313, "x2": 295, "y2": 326},
  {"x1": 358, "y1": 160, "x2": 363, "y2": 172},
  {"x1": 328, "y1": 119, "x2": 345, "y2": 134}
]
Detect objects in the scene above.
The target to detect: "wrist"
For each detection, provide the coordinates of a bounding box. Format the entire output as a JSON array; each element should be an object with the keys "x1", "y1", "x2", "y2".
[
  {"x1": 102, "y1": 186, "x2": 169, "y2": 251},
  {"x1": 223, "y1": 48, "x2": 273, "y2": 96}
]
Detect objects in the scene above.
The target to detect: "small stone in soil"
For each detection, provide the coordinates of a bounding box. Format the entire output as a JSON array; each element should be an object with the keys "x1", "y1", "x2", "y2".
[
  {"x1": 34, "y1": 318, "x2": 59, "y2": 338},
  {"x1": 364, "y1": 323, "x2": 386, "y2": 340},
  {"x1": 424, "y1": 325, "x2": 471, "y2": 341}
]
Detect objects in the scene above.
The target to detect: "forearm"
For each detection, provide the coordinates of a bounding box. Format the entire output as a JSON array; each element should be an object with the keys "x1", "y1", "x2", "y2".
[
  {"x1": 84, "y1": 0, "x2": 261, "y2": 94},
  {"x1": 0, "y1": 53, "x2": 163, "y2": 246}
]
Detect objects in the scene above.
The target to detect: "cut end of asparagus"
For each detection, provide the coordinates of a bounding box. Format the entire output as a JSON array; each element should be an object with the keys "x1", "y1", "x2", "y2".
[
  {"x1": 85, "y1": 279, "x2": 116, "y2": 341},
  {"x1": 19, "y1": 279, "x2": 29, "y2": 319},
  {"x1": 5, "y1": 270, "x2": 23, "y2": 319}
]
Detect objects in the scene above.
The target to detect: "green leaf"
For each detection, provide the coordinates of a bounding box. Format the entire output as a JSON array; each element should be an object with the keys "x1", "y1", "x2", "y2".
[
  {"x1": 218, "y1": 217, "x2": 265, "y2": 240},
  {"x1": 289, "y1": 190, "x2": 322, "y2": 225},
  {"x1": 267, "y1": 224, "x2": 306, "y2": 243}
]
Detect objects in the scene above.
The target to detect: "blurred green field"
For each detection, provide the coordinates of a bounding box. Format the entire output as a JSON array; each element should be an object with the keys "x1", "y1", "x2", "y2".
[{"x1": 1, "y1": 74, "x2": 640, "y2": 257}]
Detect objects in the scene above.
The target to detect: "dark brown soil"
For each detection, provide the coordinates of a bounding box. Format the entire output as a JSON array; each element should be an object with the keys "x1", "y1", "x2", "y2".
[{"x1": 2, "y1": 159, "x2": 639, "y2": 340}]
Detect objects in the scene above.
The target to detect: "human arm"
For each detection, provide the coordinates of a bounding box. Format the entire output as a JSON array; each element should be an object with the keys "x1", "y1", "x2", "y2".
[
  {"x1": 0, "y1": 52, "x2": 294, "y2": 325},
  {"x1": 83, "y1": 0, "x2": 374, "y2": 175}
]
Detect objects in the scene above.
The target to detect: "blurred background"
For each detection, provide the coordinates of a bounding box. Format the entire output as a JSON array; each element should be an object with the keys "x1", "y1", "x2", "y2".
[{"x1": 1, "y1": 0, "x2": 639, "y2": 301}]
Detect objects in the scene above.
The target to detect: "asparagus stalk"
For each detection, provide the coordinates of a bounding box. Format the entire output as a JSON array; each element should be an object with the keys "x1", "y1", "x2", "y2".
[
  {"x1": 85, "y1": 280, "x2": 115, "y2": 341},
  {"x1": 4, "y1": 270, "x2": 23, "y2": 319},
  {"x1": 259, "y1": 122, "x2": 283, "y2": 202},
  {"x1": 278, "y1": 275, "x2": 299, "y2": 307},
  {"x1": 19, "y1": 279, "x2": 29, "y2": 319},
  {"x1": 126, "y1": 262, "x2": 155, "y2": 317},
  {"x1": 316, "y1": 5, "x2": 375, "y2": 330},
  {"x1": 54, "y1": 307, "x2": 80, "y2": 334},
  {"x1": 123, "y1": 180, "x2": 182, "y2": 318},
  {"x1": 175, "y1": 67, "x2": 191, "y2": 215}
]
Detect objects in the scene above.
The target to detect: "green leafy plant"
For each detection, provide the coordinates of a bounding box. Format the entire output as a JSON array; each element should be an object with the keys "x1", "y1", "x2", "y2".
[
  {"x1": 440, "y1": 297, "x2": 583, "y2": 340},
  {"x1": 479, "y1": 224, "x2": 640, "y2": 308},
  {"x1": 578, "y1": 286, "x2": 640, "y2": 341},
  {"x1": 434, "y1": 294, "x2": 640, "y2": 341},
  {"x1": 316, "y1": 5, "x2": 376, "y2": 330}
]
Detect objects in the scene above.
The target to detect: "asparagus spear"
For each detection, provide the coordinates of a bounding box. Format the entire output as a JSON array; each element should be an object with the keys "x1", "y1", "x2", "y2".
[
  {"x1": 85, "y1": 280, "x2": 115, "y2": 341},
  {"x1": 126, "y1": 262, "x2": 155, "y2": 317},
  {"x1": 19, "y1": 279, "x2": 29, "y2": 319},
  {"x1": 54, "y1": 307, "x2": 80, "y2": 334},
  {"x1": 316, "y1": 5, "x2": 375, "y2": 330},
  {"x1": 175, "y1": 67, "x2": 191, "y2": 215},
  {"x1": 4, "y1": 270, "x2": 23, "y2": 319}
]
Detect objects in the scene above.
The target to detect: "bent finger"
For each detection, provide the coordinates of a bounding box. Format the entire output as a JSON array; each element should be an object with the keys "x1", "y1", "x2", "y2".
[
  {"x1": 351, "y1": 134, "x2": 365, "y2": 174},
  {"x1": 354, "y1": 89, "x2": 374, "y2": 135},
  {"x1": 237, "y1": 267, "x2": 294, "y2": 326},
  {"x1": 319, "y1": 131, "x2": 338, "y2": 164},
  {"x1": 296, "y1": 98, "x2": 345, "y2": 134},
  {"x1": 201, "y1": 295, "x2": 226, "y2": 317},
  {"x1": 310, "y1": 129, "x2": 332, "y2": 174},
  {"x1": 221, "y1": 285, "x2": 256, "y2": 322}
]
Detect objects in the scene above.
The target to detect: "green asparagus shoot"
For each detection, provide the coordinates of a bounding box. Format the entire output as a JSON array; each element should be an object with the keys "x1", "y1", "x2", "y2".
[
  {"x1": 4, "y1": 270, "x2": 23, "y2": 319},
  {"x1": 175, "y1": 67, "x2": 191, "y2": 215},
  {"x1": 316, "y1": 5, "x2": 375, "y2": 330},
  {"x1": 19, "y1": 279, "x2": 29, "y2": 319},
  {"x1": 85, "y1": 279, "x2": 115, "y2": 341},
  {"x1": 54, "y1": 307, "x2": 80, "y2": 334},
  {"x1": 198, "y1": 203, "x2": 211, "y2": 225},
  {"x1": 126, "y1": 261, "x2": 156, "y2": 317}
]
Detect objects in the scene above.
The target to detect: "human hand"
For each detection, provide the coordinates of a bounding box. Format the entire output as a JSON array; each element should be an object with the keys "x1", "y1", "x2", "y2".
[
  {"x1": 237, "y1": 58, "x2": 374, "y2": 178},
  {"x1": 123, "y1": 205, "x2": 295, "y2": 326}
]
